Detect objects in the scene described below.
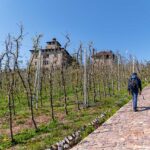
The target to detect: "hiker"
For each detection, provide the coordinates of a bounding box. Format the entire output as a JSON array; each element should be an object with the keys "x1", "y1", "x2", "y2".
[{"x1": 128, "y1": 72, "x2": 142, "y2": 112}]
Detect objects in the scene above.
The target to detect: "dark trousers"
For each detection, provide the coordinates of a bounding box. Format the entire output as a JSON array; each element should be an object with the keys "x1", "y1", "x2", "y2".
[{"x1": 132, "y1": 92, "x2": 138, "y2": 111}]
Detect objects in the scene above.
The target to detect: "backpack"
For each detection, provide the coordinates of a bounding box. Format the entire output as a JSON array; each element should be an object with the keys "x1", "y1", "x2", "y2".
[{"x1": 130, "y1": 75, "x2": 139, "y2": 90}]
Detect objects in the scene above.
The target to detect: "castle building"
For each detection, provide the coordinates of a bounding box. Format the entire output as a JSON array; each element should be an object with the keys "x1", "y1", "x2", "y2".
[
  {"x1": 30, "y1": 38, "x2": 73, "y2": 69},
  {"x1": 92, "y1": 50, "x2": 117, "y2": 66}
]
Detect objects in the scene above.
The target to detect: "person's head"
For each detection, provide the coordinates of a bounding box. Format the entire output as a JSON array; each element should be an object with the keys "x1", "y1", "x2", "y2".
[
  {"x1": 132, "y1": 72, "x2": 137, "y2": 76},
  {"x1": 131, "y1": 72, "x2": 137, "y2": 78}
]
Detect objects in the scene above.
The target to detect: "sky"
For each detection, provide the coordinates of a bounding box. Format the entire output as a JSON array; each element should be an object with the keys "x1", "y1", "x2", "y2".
[{"x1": 0, "y1": 0, "x2": 150, "y2": 64}]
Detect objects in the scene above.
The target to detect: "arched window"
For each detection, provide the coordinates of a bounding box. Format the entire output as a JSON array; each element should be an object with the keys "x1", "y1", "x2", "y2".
[{"x1": 106, "y1": 55, "x2": 109, "y2": 59}]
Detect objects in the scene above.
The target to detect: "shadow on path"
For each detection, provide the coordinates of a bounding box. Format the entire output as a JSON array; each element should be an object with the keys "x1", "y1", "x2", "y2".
[{"x1": 138, "y1": 106, "x2": 150, "y2": 112}]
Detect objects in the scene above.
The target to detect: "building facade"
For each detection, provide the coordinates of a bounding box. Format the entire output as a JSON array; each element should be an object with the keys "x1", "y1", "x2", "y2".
[
  {"x1": 92, "y1": 50, "x2": 117, "y2": 66},
  {"x1": 30, "y1": 38, "x2": 73, "y2": 69}
]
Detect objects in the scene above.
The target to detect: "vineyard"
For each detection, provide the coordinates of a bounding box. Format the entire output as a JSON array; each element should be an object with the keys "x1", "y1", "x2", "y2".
[{"x1": 0, "y1": 26, "x2": 150, "y2": 150}]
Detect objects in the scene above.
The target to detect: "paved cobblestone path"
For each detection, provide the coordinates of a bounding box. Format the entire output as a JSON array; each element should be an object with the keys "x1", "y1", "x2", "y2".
[{"x1": 71, "y1": 86, "x2": 150, "y2": 150}]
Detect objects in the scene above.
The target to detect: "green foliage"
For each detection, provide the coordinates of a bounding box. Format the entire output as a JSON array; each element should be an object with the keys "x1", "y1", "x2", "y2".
[
  {"x1": 14, "y1": 130, "x2": 36, "y2": 143},
  {"x1": 0, "y1": 135, "x2": 12, "y2": 150},
  {"x1": 81, "y1": 125, "x2": 95, "y2": 139}
]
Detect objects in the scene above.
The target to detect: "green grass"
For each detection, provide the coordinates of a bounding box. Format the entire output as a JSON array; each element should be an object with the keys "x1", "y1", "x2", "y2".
[{"x1": 0, "y1": 84, "x2": 141, "y2": 150}]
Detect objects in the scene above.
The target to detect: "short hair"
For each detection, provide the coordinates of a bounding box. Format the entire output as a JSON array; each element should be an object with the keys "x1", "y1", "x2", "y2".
[{"x1": 132, "y1": 72, "x2": 137, "y2": 76}]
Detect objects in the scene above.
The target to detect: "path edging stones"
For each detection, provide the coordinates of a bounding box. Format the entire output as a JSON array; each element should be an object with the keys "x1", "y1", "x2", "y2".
[{"x1": 45, "y1": 112, "x2": 107, "y2": 150}]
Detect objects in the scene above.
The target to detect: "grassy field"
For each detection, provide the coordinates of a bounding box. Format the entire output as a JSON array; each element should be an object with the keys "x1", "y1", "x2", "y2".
[{"x1": 0, "y1": 85, "x2": 134, "y2": 150}]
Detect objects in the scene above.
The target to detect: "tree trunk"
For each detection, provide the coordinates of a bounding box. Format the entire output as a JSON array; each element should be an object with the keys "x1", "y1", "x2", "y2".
[
  {"x1": 61, "y1": 65, "x2": 68, "y2": 115},
  {"x1": 49, "y1": 66, "x2": 55, "y2": 121}
]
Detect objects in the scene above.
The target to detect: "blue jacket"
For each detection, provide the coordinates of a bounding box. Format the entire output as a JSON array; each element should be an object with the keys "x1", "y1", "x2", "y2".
[{"x1": 128, "y1": 75, "x2": 142, "y2": 93}]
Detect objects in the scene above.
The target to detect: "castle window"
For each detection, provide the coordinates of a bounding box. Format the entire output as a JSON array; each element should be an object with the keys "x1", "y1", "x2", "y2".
[
  {"x1": 43, "y1": 54, "x2": 49, "y2": 58},
  {"x1": 106, "y1": 55, "x2": 109, "y2": 59},
  {"x1": 35, "y1": 62, "x2": 37, "y2": 65},
  {"x1": 34, "y1": 54, "x2": 38, "y2": 59},
  {"x1": 43, "y1": 60, "x2": 49, "y2": 65},
  {"x1": 113, "y1": 54, "x2": 115, "y2": 60}
]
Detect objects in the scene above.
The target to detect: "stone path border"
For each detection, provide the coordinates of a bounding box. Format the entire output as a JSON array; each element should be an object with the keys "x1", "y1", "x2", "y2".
[{"x1": 46, "y1": 112, "x2": 107, "y2": 150}]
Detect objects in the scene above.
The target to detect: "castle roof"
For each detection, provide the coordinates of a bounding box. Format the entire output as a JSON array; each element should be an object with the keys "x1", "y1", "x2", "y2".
[
  {"x1": 29, "y1": 38, "x2": 72, "y2": 58},
  {"x1": 92, "y1": 50, "x2": 115, "y2": 58},
  {"x1": 46, "y1": 38, "x2": 61, "y2": 47}
]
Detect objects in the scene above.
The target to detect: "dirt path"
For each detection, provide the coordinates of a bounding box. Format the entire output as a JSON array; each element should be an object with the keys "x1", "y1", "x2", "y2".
[{"x1": 71, "y1": 86, "x2": 150, "y2": 150}]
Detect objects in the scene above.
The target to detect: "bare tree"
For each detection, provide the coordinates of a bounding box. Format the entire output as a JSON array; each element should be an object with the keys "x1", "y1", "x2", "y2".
[
  {"x1": 49, "y1": 64, "x2": 55, "y2": 120},
  {"x1": 4, "y1": 34, "x2": 16, "y2": 143},
  {"x1": 61, "y1": 63, "x2": 68, "y2": 115},
  {"x1": 26, "y1": 34, "x2": 42, "y2": 131}
]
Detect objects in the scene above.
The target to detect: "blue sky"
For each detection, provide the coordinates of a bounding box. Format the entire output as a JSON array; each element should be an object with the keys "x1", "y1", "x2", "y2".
[{"x1": 0, "y1": 0, "x2": 150, "y2": 63}]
